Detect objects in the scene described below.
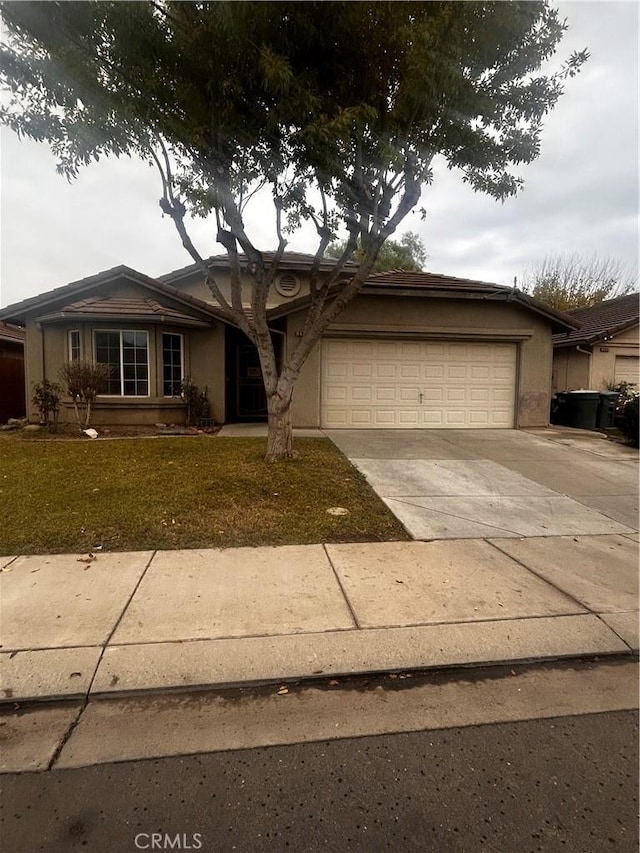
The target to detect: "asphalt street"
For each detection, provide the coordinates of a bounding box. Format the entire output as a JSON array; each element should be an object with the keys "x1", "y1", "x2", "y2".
[{"x1": 2, "y1": 709, "x2": 637, "y2": 853}]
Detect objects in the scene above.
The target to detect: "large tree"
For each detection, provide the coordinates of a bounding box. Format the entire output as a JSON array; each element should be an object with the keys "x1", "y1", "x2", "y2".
[
  {"x1": 327, "y1": 231, "x2": 428, "y2": 273},
  {"x1": 0, "y1": 1, "x2": 587, "y2": 459},
  {"x1": 522, "y1": 253, "x2": 637, "y2": 311}
]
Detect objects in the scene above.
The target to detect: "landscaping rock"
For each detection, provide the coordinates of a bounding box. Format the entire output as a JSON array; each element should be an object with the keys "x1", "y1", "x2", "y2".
[
  {"x1": 326, "y1": 507, "x2": 350, "y2": 516},
  {"x1": 23, "y1": 424, "x2": 42, "y2": 432}
]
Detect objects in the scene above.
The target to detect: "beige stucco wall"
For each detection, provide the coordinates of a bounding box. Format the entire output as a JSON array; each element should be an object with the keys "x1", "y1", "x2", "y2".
[
  {"x1": 189, "y1": 325, "x2": 226, "y2": 423},
  {"x1": 553, "y1": 324, "x2": 639, "y2": 392},
  {"x1": 590, "y1": 324, "x2": 639, "y2": 389},
  {"x1": 552, "y1": 348, "x2": 591, "y2": 392},
  {"x1": 172, "y1": 267, "x2": 338, "y2": 309},
  {"x1": 288, "y1": 296, "x2": 554, "y2": 428},
  {"x1": 24, "y1": 318, "x2": 45, "y2": 421},
  {"x1": 27, "y1": 318, "x2": 223, "y2": 426}
]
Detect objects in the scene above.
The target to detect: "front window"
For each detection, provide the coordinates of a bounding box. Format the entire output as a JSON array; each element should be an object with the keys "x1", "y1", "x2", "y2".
[
  {"x1": 162, "y1": 333, "x2": 183, "y2": 397},
  {"x1": 68, "y1": 330, "x2": 81, "y2": 361},
  {"x1": 94, "y1": 330, "x2": 149, "y2": 396}
]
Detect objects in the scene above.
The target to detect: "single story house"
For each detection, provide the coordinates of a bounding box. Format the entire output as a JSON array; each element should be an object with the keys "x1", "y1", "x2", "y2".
[
  {"x1": 0, "y1": 320, "x2": 26, "y2": 423},
  {"x1": 552, "y1": 293, "x2": 639, "y2": 393},
  {"x1": 0, "y1": 253, "x2": 578, "y2": 430}
]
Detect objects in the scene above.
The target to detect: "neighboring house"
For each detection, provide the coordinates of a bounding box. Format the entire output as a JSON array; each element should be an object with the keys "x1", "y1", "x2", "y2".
[
  {"x1": 552, "y1": 293, "x2": 640, "y2": 393},
  {"x1": 0, "y1": 320, "x2": 26, "y2": 423},
  {"x1": 0, "y1": 254, "x2": 578, "y2": 430}
]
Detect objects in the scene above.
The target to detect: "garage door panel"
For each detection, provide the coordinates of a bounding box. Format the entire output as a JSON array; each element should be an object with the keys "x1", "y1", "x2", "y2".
[
  {"x1": 425, "y1": 366, "x2": 445, "y2": 379},
  {"x1": 471, "y1": 388, "x2": 490, "y2": 402},
  {"x1": 614, "y1": 355, "x2": 639, "y2": 386},
  {"x1": 352, "y1": 387, "x2": 373, "y2": 402},
  {"x1": 321, "y1": 339, "x2": 516, "y2": 429},
  {"x1": 400, "y1": 364, "x2": 420, "y2": 379}
]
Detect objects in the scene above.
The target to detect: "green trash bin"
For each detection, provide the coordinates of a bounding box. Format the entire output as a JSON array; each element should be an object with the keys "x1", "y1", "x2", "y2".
[
  {"x1": 596, "y1": 391, "x2": 620, "y2": 429},
  {"x1": 566, "y1": 391, "x2": 600, "y2": 430}
]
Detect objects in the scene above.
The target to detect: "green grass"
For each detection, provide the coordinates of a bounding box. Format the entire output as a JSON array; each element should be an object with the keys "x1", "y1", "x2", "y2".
[{"x1": 0, "y1": 434, "x2": 409, "y2": 554}]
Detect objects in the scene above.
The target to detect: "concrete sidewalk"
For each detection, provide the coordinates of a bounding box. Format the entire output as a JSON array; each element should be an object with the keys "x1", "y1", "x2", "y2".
[{"x1": 2, "y1": 535, "x2": 637, "y2": 703}]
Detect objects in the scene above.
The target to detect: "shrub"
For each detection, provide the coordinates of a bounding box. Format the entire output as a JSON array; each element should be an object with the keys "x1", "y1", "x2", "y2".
[
  {"x1": 619, "y1": 395, "x2": 639, "y2": 447},
  {"x1": 605, "y1": 380, "x2": 638, "y2": 418},
  {"x1": 180, "y1": 377, "x2": 210, "y2": 426},
  {"x1": 59, "y1": 360, "x2": 111, "y2": 429},
  {"x1": 32, "y1": 379, "x2": 61, "y2": 428}
]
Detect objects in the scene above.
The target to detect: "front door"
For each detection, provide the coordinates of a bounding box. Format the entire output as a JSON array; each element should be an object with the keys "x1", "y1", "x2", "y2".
[{"x1": 236, "y1": 345, "x2": 267, "y2": 419}]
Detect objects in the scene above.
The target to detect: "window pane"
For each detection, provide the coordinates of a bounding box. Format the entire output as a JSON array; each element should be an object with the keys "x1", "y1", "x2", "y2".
[
  {"x1": 162, "y1": 333, "x2": 183, "y2": 396},
  {"x1": 95, "y1": 330, "x2": 148, "y2": 396},
  {"x1": 69, "y1": 331, "x2": 81, "y2": 361},
  {"x1": 95, "y1": 332, "x2": 121, "y2": 394}
]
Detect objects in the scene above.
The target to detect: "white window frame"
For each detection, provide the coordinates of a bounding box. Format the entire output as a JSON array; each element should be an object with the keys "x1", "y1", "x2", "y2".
[
  {"x1": 93, "y1": 329, "x2": 150, "y2": 398},
  {"x1": 161, "y1": 332, "x2": 185, "y2": 398},
  {"x1": 68, "y1": 329, "x2": 82, "y2": 361}
]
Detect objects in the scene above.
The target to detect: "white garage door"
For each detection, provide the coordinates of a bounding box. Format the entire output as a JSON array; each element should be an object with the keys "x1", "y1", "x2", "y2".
[
  {"x1": 614, "y1": 355, "x2": 640, "y2": 386},
  {"x1": 321, "y1": 338, "x2": 517, "y2": 429}
]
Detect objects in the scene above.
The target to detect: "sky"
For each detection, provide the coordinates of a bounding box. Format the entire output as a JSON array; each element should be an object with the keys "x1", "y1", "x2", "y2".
[{"x1": 0, "y1": 1, "x2": 638, "y2": 309}]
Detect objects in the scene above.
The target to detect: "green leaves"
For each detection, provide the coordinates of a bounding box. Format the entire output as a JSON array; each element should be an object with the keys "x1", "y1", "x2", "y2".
[{"x1": 0, "y1": 1, "x2": 587, "y2": 236}]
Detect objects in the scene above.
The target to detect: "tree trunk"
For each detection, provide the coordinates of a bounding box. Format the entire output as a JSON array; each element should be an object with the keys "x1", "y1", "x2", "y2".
[
  {"x1": 265, "y1": 393, "x2": 295, "y2": 461},
  {"x1": 71, "y1": 397, "x2": 82, "y2": 429}
]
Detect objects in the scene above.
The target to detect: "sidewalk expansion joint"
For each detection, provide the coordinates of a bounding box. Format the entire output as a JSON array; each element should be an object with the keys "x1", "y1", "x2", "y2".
[
  {"x1": 389, "y1": 498, "x2": 521, "y2": 537},
  {"x1": 486, "y1": 540, "x2": 601, "y2": 616},
  {"x1": 322, "y1": 544, "x2": 360, "y2": 629},
  {"x1": 594, "y1": 613, "x2": 636, "y2": 653},
  {"x1": 47, "y1": 549, "x2": 157, "y2": 771}
]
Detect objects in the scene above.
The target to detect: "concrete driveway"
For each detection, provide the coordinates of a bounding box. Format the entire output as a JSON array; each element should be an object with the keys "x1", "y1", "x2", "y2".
[{"x1": 326, "y1": 428, "x2": 639, "y2": 540}]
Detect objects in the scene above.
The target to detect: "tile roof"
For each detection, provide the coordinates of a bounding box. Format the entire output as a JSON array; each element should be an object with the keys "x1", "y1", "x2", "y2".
[
  {"x1": 41, "y1": 296, "x2": 209, "y2": 325},
  {"x1": 268, "y1": 268, "x2": 579, "y2": 332},
  {"x1": 0, "y1": 265, "x2": 228, "y2": 325},
  {"x1": 552, "y1": 292, "x2": 640, "y2": 347},
  {"x1": 159, "y1": 252, "x2": 359, "y2": 283}
]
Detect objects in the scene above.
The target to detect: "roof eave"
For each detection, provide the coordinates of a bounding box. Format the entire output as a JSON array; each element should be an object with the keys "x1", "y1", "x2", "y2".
[
  {"x1": 266, "y1": 285, "x2": 580, "y2": 332},
  {"x1": 34, "y1": 311, "x2": 213, "y2": 329},
  {"x1": 0, "y1": 333, "x2": 24, "y2": 346},
  {"x1": 0, "y1": 266, "x2": 229, "y2": 326},
  {"x1": 553, "y1": 317, "x2": 639, "y2": 348}
]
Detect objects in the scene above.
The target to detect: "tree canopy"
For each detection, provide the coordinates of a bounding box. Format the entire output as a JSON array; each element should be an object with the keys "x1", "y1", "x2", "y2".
[
  {"x1": 0, "y1": 1, "x2": 588, "y2": 458},
  {"x1": 327, "y1": 232, "x2": 428, "y2": 272},
  {"x1": 523, "y1": 254, "x2": 636, "y2": 311}
]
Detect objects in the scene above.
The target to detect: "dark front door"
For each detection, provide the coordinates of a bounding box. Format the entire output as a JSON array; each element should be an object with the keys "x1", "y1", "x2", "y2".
[{"x1": 236, "y1": 345, "x2": 267, "y2": 419}]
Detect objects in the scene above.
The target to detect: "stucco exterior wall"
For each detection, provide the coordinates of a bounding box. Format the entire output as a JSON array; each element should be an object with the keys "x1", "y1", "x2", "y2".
[
  {"x1": 553, "y1": 324, "x2": 639, "y2": 392},
  {"x1": 189, "y1": 325, "x2": 226, "y2": 423},
  {"x1": 289, "y1": 296, "x2": 554, "y2": 428},
  {"x1": 552, "y1": 348, "x2": 591, "y2": 393},
  {"x1": 590, "y1": 324, "x2": 639, "y2": 389},
  {"x1": 169, "y1": 267, "x2": 337, "y2": 309},
  {"x1": 24, "y1": 318, "x2": 45, "y2": 422},
  {"x1": 29, "y1": 319, "x2": 224, "y2": 426}
]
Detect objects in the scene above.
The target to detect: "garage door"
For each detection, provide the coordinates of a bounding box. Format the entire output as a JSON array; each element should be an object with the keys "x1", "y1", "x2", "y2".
[
  {"x1": 614, "y1": 355, "x2": 640, "y2": 387},
  {"x1": 321, "y1": 339, "x2": 517, "y2": 429}
]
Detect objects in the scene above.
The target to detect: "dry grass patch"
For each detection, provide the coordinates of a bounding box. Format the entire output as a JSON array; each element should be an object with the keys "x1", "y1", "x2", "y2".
[{"x1": 0, "y1": 434, "x2": 408, "y2": 554}]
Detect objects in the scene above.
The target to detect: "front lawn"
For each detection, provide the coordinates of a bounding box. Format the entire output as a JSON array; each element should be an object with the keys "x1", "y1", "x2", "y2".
[{"x1": 0, "y1": 435, "x2": 408, "y2": 554}]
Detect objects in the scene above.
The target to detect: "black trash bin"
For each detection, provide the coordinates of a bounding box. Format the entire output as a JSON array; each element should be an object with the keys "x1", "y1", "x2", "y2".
[
  {"x1": 596, "y1": 391, "x2": 620, "y2": 429},
  {"x1": 551, "y1": 391, "x2": 570, "y2": 425},
  {"x1": 566, "y1": 391, "x2": 600, "y2": 430}
]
